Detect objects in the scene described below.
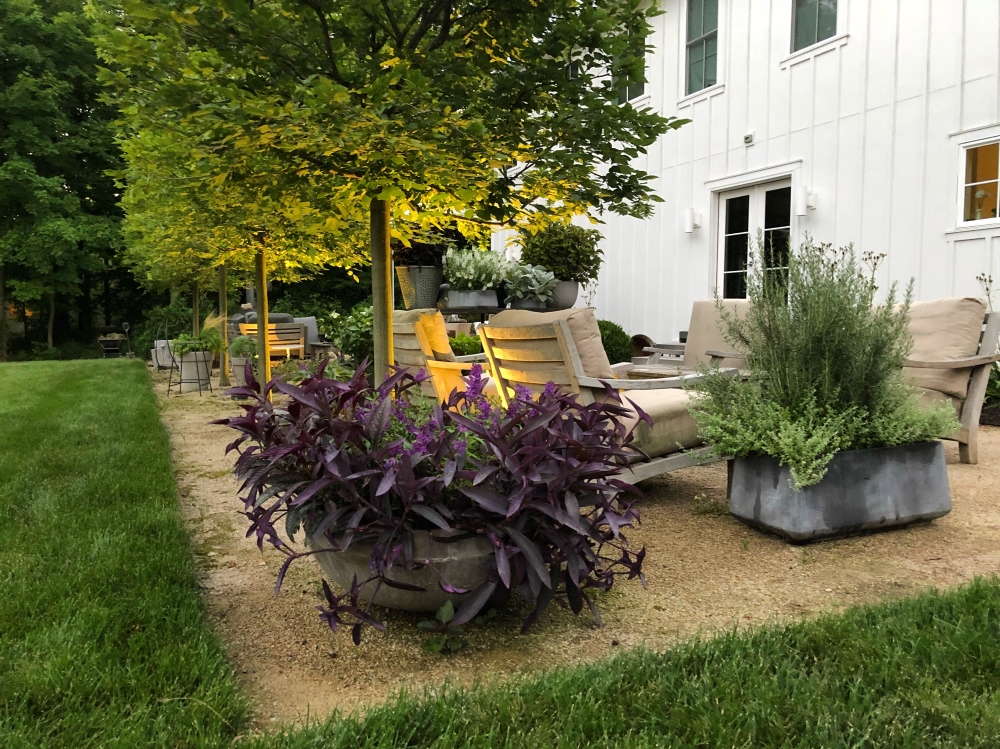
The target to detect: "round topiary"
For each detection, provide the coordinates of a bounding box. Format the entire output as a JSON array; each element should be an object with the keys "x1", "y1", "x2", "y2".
[
  {"x1": 597, "y1": 319, "x2": 633, "y2": 365},
  {"x1": 519, "y1": 223, "x2": 603, "y2": 283}
]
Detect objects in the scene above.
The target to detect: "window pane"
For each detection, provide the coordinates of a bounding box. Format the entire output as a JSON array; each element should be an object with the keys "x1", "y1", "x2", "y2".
[
  {"x1": 687, "y1": 43, "x2": 704, "y2": 93},
  {"x1": 725, "y1": 195, "x2": 750, "y2": 234},
  {"x1": 966, "y1": 143, "x2": 1000, "y2": 185},
  {"x1": 704, "y1": 35, "x2": 718, "y2": 87},
  {"x1": 964, "y1": 182, "x2": 999, "y2": 222},
  {"x1": 817, "y1": 0, "x2": 838, "y2": 42},
  {"x1": 763, "y1": 229, "x2": 791, "y2": 268},
  {"x1": 628, "y1": 80, "x2": 645, "y2": 100},
  {"x1": 688, "y1": 0, "x2": 704, "y2": 41},
  {"x1": 794, "y1": 0, "x2": 819, "y2": 51},
  {"x1": 703, "y1": 0, "x2": 719, "y2": 34},
  {"x1": 723, "y1": 272, "x2": 747, "y2": 299},
  {"x1": 764, "y1": 186, "x2": 792, "y2": 229},
  {"x1": 725, "y1": 234, "x2": 749, "y2": 272}
]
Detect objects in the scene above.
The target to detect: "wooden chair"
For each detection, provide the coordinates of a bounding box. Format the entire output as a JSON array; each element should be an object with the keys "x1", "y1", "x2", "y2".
[
  {"x1": 904, "y1": 299, "x2": 1000, "y2": 464},
  {"x1": 635, "y1": 299, "x2": 750, "y2": 375},
  {"x1": 393, "y1": 309, "x2": 488, "y2": 401},
  {"x1": 238, "y1": 322, "x2": 307, "y2": 359},
  {"x1": 479, "y1": 308, "x2": 736, "y2": 482}
]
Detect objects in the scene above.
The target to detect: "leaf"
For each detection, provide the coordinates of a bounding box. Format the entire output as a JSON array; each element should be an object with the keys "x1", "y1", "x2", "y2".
[
  {"x1": 450, "y1": 581, "x2": 497, "y2": 627},
  {"x1": 506, "y1": 527, "x2": 551, "y2": 589},
  {"x1": 409, "y1": 504, "x2": 452, "y2": 531},
  {"x1": 494, "y1": 543, "x2": 511, "y2": 589},
  {"x1": 460, "y1": 486, "x2": 509, "y2": 514},
  {"x1": 436, "y1": 600, "x2": 455, "y2": 624}
]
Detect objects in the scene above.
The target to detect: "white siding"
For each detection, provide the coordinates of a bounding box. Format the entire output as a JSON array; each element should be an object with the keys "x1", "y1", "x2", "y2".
[{"x1": 595, "y1": 0, "x2": 1000, "y2": 343}]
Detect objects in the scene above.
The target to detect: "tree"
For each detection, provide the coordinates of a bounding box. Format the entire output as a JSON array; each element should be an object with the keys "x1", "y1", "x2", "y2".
[
  {"x1": 0, "y1": 0, "x2": 124, "y2": 355},
  {"x1": 91, "y1": 0, "x2": 687, "y2": 380}
]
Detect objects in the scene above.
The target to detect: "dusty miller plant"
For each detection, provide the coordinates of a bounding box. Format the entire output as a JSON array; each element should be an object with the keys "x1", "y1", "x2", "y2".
[
  {"x1": 505, "y1": 263, "x2": 557, "y2": 303},
  {"x1": 689, "y1": 239, "x2": 959, "y2": 488}
]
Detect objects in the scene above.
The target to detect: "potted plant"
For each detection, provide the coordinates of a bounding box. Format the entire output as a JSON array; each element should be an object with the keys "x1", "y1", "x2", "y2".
[
  {"x1": 690, "y1": 241, "x2": 960, "y2": 542},
  {"x1": 171, "y1": 329, "x2": 223, "y2": 393},
  {"x1": 216, "y1": 364, "x2": 647, "y2": 644},
  {"x1": 392, "y1": 228, "x2": 463, "y2": 309},
  {"x1": 505, "y1": 263, "x2": 557, "y2": 310},
  {"x1": 228, "y1": 335, "x2": 257, "y2": 387},
  {"x1": 519, "y1": 223, "x2": 604, "y2": 309},
  {"x1": 442, "y1": 248, "x2": 509, "y2": 308}
]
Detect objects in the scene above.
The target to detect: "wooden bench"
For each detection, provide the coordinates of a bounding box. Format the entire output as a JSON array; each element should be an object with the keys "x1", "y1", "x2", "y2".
[{"x1": 238, "y1": 323, "x2": 307, "y2": 359}]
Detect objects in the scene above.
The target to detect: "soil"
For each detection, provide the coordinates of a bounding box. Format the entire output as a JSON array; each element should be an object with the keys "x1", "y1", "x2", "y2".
[
  {"x1": 981, "y1": 406, "x2": 1000, "y2": 427},
  {"x1": 156, "y1": 372, "x2": 1000, "y2": 728}
]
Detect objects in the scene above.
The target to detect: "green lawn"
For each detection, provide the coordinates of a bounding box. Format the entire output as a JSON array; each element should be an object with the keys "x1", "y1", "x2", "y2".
[{"x1": 4, "y1": 360, "x2": 1000, "y2": 748}]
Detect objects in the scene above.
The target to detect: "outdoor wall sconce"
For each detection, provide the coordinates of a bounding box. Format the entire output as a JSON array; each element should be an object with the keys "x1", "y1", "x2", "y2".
[
  {"x1": 796, "y1": 186, "x2": 817, "y2": 216},
  {"x1": 684, "y1": 208, "x2": 702, "y2": 233}
]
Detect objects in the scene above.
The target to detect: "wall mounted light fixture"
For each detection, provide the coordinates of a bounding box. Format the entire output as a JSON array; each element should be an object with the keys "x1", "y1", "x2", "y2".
[{"x1": 683, "y1": 208, "x2": 702, "y2": 233}]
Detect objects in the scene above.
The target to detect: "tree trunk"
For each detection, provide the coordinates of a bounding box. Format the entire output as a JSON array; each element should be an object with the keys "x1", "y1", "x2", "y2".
[
  {"x1": 192, "y1": 281, "x2": 200, "y2": 336},
  {"x1": 0, "y1": 262, "x2": 7, "y2": 362},
  {"x1": 254, "y1": 245, "x2": 271, "y2": 389},
  {"x1": 170, "y1": 286, "x2": 179, "y2": 306},
  {"x1": 218, "y1": 263, "x2": 230, "y2": 387},
  {"x1": 47, "y1": 293, "x2": 55, "y2": 350},
  {"x1": 103, "y1": 271, "x2": 111, "y2": 327},
  {"x1": 370, "y1": 198, "x2": 393, "y2": 384},
  {"x1": 78, "y1": 271, "x2": 92, "y2": 335}
]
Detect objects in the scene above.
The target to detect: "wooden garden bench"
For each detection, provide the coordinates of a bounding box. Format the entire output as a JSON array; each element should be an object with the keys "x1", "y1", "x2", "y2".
[
  {"x1": 633, "y1": 299, "x2": 750, "y2": 377},
  {"x1": 238, "y1": 322, "x2": 307, "y2": 359}
]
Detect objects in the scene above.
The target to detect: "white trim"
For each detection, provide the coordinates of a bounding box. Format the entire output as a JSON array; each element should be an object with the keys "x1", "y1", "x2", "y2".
[
  {"x1": 679, "y1": 0, "x2": 725, "y2": 101},
  {"x1": 780, "y1": 32, "x2": 849, "y2": 68},
  {"x1": 944, "y1": 221, "x2": 1000, "y2": 238},
  {"x1": 705, "y1": 159, "x2": 803, "y2": 191},
  {"x1": 677, "y1": 82, "x2": 725, "y2": 108},
  {"x1": 948, "y1": 122, "x2": 1000, "y2": 140},
  {"x1": 953, "y1": 136, "x2": 1000, "y2": 230}
]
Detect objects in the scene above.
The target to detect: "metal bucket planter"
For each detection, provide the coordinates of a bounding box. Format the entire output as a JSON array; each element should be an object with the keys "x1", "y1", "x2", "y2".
[
  {"x1": 547, "y1": 281, "x2": 580, "y2": 310},
  {"x1": 729, "y1": 441, "x2": 952, "y2": 543},
  {"x1": 309, "y1": 531, "x2": 494, "y2": 612},
  {"x1": 177, "y1": 351, "x2": 212, "y2": 393},
  {"x1": 396, "y1": 266, "x2": 443, "y2": 310},
  {"x1": 509, "y1": 297, "x2": 548, "y2": 310},
  {"x1": 446, "y1": 289, "x2": 498, "y2": 308}
]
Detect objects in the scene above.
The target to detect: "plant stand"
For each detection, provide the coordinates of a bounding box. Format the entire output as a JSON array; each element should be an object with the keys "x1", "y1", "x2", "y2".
[
  {"x1": 728, "y1": 442, "x2": 952, "y2": 543},
  {"x1": 166, "y1": 348, "x2": 214, "y2": 397}
]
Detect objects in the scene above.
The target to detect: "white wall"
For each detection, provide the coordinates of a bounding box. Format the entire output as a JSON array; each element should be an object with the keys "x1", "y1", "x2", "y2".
[{"x1": 595, "y1": 0, "x2": 1000, "y2": 343}]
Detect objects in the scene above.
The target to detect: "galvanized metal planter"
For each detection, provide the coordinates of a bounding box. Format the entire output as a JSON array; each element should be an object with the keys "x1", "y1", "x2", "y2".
[{"x1": 729, "y1": 441, "x2": 952, "y2": 542}]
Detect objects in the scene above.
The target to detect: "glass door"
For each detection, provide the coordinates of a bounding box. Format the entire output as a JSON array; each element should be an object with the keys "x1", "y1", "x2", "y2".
[{"x1": 717, "y1": 180, "x2": 792, "y2": 298}]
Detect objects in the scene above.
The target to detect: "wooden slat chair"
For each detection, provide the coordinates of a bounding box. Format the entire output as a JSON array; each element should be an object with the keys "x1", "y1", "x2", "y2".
[
  {"x1": 634, "y1": 299, "x2": 750, "y2": 376},
  {"x1": 904, "y1": 298, "x2": 1000, "y2": 464},
  {"x1": 479, "y1": 308, "x2": 734, "y2": 482},
  {"x1": 393, "y1": 309, "x2": 489, "y2": 402},
  {"x1": 238, "y1": 322, "x2": 307, "y2": 359}
]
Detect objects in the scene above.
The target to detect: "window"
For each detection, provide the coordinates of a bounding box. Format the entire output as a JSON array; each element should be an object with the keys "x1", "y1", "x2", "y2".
[
  {"x1": 963, "y1": 142, "x2": 1000, "y2": 222},
  {"x1": 792, "y1": 0, "x2": 837, "y2": 52},
  {"x1": 615, "y1": 34, "x2": 646, "y2": 102},
  {"x1": 718, "y1": 182, "x2": 792, "y2": 298},
  {"x1": 686, "y1": 0, "x2": 718, "y2": 94}
]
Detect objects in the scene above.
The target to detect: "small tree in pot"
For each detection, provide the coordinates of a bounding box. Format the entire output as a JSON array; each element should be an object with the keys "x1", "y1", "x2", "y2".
[
  {"x1": 228, "y1": 335, "x2": 257, "y2": 387},
  {"x1": 216, "y1": 364, "x2": 648, "y2": 645},
  {"x1": 442, "y1": 248, "x2": 509, "y2": 308},
  {"x1": 519, "y1": 223, "x2": 604, "y2": 309},
  {"x1": 690, "y1": 241, "x2": 960, "y2": 541},
  {"x1": 505, "y1": 263, "x2": 557, "y2": 310}
]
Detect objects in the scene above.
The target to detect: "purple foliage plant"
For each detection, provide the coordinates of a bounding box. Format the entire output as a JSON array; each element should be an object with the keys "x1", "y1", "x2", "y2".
[{"x1": 216, "y1": 360, "x2": 651, "y2": 644}]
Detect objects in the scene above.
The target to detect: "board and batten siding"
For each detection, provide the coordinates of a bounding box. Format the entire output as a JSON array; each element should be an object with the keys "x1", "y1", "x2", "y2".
[{"x1": 593, "y1": 0, "x2": 1000, "y2": 345}]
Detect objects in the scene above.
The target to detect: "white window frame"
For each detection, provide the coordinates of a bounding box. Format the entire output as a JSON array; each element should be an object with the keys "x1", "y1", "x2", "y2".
[
  {"x1": 781, "y1": 0, "x2": 849, "y2": 67},
  {"x1": 679, "y1": 0, "x2": 725, "y2": 104},
  {"x1": 790, "y1": 0, "x2": 840, "y2": 54},
  {"x1": 956, "y1": 136, "x2": 1000, "y2": 230}
]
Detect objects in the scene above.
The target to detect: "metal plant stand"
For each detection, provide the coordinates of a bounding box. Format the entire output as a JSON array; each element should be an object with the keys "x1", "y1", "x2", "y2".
[{"x1": 166, "y1": 344, "x2": 214, "y2": 397}]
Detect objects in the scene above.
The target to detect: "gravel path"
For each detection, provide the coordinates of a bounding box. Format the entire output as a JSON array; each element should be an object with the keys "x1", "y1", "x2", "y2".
[{"x1": 156, "y1": 374, "x2": 1000, "y2": 727}]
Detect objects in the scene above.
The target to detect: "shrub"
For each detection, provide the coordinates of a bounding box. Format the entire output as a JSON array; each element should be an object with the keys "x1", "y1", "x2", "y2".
[
  {"x1": 443, "y1": 248, "x2": 509, "y2": 291},
  {"x1": 132, "y1": 300, "x2": 192, "y2": 357},
  {"x1": 217, "y1": 364, "x2": 648, "y2": 644},
  {"x1": 505, "y1": 263, "x2": 557, "y2": 303},
  {"x1": 228, "y1": 335, "x2": 257, "y2": 359},
  {"x1": 519, "y1": 223, "x2": 604, "y2": 284},
  {"x1": 327, "y1": 304, "x2": 373, "y2": 367},
  {"x1": 450, "y1": 332, "x2": 483, "y2": 357},
  {"x1": 171, "y1": 329, "x2": 224, "y2": 356},
  {"x1": 689, "y1": 240, "x2": 959, "y2": 488},
  {"x1": 598, "y1": 320, "x2": 633, "y2": 365},
  {"x1": 392, "y1": 226, "x2": 472, "y2": 267}
]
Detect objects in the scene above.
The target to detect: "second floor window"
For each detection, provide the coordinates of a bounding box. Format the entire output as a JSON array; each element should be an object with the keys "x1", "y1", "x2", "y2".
[
  {"x1": 686, "y1": 0, "x2": 718, "y2": 95},
  {"x1": 964, "y1": 142, "x2": 999, "y2": 223},
  {"x1": 793, "y1": 0, "x2": 837, "y2": 52}
]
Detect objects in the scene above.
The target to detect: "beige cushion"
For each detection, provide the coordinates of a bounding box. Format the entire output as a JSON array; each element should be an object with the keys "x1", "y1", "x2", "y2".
[
  {"x1": 682, "y1": 299, "x2": 750, "y2": 369},
  {"x1": 393, "y1": 309, "x2": 456, "y2": 363},
  {"x1": 620, "y1": 388, "x2": 702, "y2": 459},
  {"x1": 905, "y1": 297, "x2": 986, "y2": 400},
  {"x1": 915, "y1": 386, "x2": 962, "y2": 417},
  {"x1": 488, "y1": 307, "x2": 614, "y2": 379}
]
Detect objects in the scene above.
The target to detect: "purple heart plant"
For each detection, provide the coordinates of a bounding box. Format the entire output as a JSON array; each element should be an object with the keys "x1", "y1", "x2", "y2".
[{"x1": 216, "y1": 360, "x2": 650, "y2": 645}]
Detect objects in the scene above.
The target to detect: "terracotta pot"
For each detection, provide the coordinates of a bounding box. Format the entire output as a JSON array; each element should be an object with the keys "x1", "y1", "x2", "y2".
[{"x1": 309, "y1": 530, "x2": 494, "y2": 612}]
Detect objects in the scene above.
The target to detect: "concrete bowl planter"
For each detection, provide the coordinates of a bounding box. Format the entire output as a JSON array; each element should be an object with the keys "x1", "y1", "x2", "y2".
[
  {"x1": 308, "y1": 531, "x2": 494, "y2": 612},
  {"x1": 446, "y1": 289, "x2": 498, "y2": 308},
  {"x1": 509, "y1": 297, "x2": 548, "y2": 310},
  {"x1": 547, "y1": 280, "x2": 579, "y2": 310},
  {"x1": 177, "y1": 351, "x2": 213, "y2": 393},
  {"x1": 230, "y1": 357, "x2": 250, "y2": 387},
  {"x1": 728, "y1": 441, "x2": 951, "y2": 543}
]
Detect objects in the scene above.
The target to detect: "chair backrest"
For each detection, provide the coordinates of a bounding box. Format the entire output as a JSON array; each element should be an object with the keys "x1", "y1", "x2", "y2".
[
  {"x1": 238, "y1": 322, "x2": 306, "y2": 356},
  {"x1": 479, "y1": 308, "x2": 611, "y2": 406},
  {"x1": 392, "y1": 309, "x2": 455, "y2": 396},
  {"x1": 682, "y1": 299, "x2": 751, "y2": 369},
  {"x1": 905, "y1": 297, "x2": 990, "y2": 400}
]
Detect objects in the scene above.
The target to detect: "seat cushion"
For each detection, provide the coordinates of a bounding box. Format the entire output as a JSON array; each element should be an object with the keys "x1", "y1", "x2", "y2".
[
  {"x1": 488, "y1": 307, "x2": 614, "y2": 379},
  {"x1": 682, "y1": 299, "x2": 750, "y2": 369},
  {"x1": 619, "y1": 388, "x2": 702, "y2": 460},
  {"x1": 905, "y1": 297, "x2": 986, "y2": 400},
  {"x1": 915, "y1": 386, "x2": 963, "y2": 418}
]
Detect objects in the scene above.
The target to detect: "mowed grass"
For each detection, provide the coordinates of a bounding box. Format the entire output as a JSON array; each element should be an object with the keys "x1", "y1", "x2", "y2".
[
  {"x1": 0, "y1": 360, "x2": 249, "y2": 748},
  {"x1": 5, "y1": 360, "x2": 1000, "y2": 748}
]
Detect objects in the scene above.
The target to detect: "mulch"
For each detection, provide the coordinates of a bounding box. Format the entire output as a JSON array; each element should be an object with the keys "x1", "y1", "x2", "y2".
[{"x1": 981, "y1": 407, "x2": 1000, "y2": 427}]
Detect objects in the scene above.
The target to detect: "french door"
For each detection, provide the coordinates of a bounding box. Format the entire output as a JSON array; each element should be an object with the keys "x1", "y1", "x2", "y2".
[{"x1": 717, "y1": 181, "x2": 792, "y2": 298}]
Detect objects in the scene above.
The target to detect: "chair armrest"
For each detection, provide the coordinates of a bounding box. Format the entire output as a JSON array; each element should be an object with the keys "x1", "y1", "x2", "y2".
[
  {"x1": 454, "y1": 353, "x2": 487, "y2": 363},
  {"x1": 578, "y1": 369, "x2": 738, "y2": 391},
  {"x1": 706, "y1": 350, "x2": 746, "y2": 361},
  {"x1": 904, "y1": 354, "x2": 1000, "y2": 369},
  {"x1": 424, "y1": 360, "x2": 476, "y2": 371},
  {"x1": 644, "y1": 344, "x2": 686, "y2": 354},
  {"x1": 611, "y1": 362, "x2": 635, "y2": 376}
]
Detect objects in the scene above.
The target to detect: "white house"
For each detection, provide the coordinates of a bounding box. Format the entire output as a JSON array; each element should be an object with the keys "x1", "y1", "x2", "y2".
[{"x1": 590, "y1": 0, "x2": 1000, "y2": 344}]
